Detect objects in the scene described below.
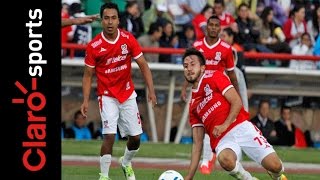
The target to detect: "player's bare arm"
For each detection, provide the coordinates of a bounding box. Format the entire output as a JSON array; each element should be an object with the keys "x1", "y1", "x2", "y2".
[
  {"x1": 213, "y1": 87, "x2": 242, "y2": 138},
  {"x1": 81, "y1": 66, "x2": 94, "y2": 117},
  {"x1": 227, "y1": 70, "x2": 240, "y2": 93},
  {"x1": 136, "y1": 56, "x2": 157, "y2": 107},
  {"x1": 61, "y1": 14, "x2": 99, "y2": 27},
  {"x1": 185, "y1": 126, "x2": 205, "y2": 180}
]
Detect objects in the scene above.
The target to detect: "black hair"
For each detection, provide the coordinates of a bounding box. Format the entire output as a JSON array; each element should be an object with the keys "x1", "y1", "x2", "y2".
[
  {"x1": 258, "y1": 99, "x2": 270, "y2": 109},
  {"x1": 280, "y1": 105, "x2": 291, "y2": 113},
  {"x1": 222, "y1": 27, "x2": 234, "y2": 37},
  {"x1": 182, "y1": 47, "x2": 206, "y2": 65},
  {"x1": 73, "y1": 110, "x2": 83, "y2": 120},
  {"x1": 148, "y1": 22, "x2": 162, "y2": 35},
  {"x1": 260, "y1": 6, "x2": 273, "y2": 27},
  {"x1": 207, "y1": 15, "x2": 220, "y2": 24},
  {"x1": 125, "y1": 0, "x2": 137, "y2": 9},
  {"x1": 238, "y1": 2, "x2": 249, "y2": 11},
  {"x1": 100, "y1": 2, "x2": 120, "y2": 18},
  {"x1": 200, "y1": 4, "x2": 213, "y2": 15},
  {"x1": 289, "y1": 4, "x2": 305, "y2": 18},
  {"x1": 214, "y1": 0, "x2": 225, "y2": 7}
]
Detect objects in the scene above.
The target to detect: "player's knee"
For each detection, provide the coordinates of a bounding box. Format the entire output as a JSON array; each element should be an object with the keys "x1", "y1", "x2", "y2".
[
  {"x1": 127, "y1": 135, "x2": 141, "y2": 149},
  {"x1": 270, "y1": 160, "x2": 283, "y2": 173},
  {"x1": 218, "y1": 152, "x2": 236, "y2": 171}
]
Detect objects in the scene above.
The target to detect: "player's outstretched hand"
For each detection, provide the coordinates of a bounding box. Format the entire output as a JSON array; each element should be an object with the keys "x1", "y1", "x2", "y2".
[{"x1": 73, "y1": 14, "x2": 99, "y2": 25}]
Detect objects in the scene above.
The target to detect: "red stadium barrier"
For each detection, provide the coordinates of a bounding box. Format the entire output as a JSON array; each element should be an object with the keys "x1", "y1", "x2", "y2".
[{"x1": 61, "y1": 43, "x2": 320, "y2": 61}]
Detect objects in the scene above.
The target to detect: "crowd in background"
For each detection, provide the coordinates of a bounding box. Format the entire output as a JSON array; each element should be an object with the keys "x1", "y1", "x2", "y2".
[
  {"x1": 61, "y1": 0, "x2": 320, "y2": 148},
  {"x1": 61, "y1": 0, "x2": 320, "y2": 69}
]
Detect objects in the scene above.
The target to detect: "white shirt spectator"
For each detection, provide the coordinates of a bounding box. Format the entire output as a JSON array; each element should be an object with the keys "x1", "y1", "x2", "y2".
[{"x1": 290, "y1": 44, "x2": 316, "y2": 70}]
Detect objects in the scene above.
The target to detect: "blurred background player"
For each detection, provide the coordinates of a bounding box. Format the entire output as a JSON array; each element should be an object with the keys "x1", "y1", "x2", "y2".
[{"x1": 80, "y1": 3, "x2": 157, "y2": 180}]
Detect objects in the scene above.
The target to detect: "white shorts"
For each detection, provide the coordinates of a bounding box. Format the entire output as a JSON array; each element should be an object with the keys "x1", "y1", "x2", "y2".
[
  {"x1": 215, "y1": 121, "x2": 275, "y2": 164},
  {"x1": 98, "y1": 92, "x2": 143, "y2": 138}
]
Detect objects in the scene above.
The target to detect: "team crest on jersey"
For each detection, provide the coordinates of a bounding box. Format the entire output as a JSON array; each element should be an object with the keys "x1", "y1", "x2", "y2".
[
  {"x1": 103, "y1": 120, "x2": 109, "y2": 128},
  {"x1": 215, "y1": 52, "x2": 221, "y2": 61},
  {"x1": 121, "y1": 44, "x2": 128, "y2": 54},
  {"x1": 204, "y1": 84, "x2": 213, "y2": 96},
  {"x1": 99, "y1": 47, "x2": 106, "y2": 53}
]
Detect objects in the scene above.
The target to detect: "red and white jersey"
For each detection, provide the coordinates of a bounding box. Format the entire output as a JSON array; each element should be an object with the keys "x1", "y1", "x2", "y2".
[
  {"x1": 219, "y1": 12, "x2": 236, "y2": 30},
  {"x1": 189, "y1": 71, "x2": 249, "y2": 150},
  {"x1": 85, "y1": 29, "x2": 143, "y2": 103},
  {"x1": 193, "y1": 38, "x2": 235, "y2": 74}
]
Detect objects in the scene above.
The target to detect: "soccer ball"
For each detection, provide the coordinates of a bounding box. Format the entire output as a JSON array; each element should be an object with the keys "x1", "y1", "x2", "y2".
[{"x1": 158, "y1": 170, "x2": 184, "y2": 180}]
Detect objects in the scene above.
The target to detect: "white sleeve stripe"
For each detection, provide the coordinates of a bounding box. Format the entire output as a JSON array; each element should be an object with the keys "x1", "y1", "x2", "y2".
[
  {"x1": 226, "y1": 67, "x2": 235, "y2": 71},
  {"x1": 199, "y1": 22, "x2": 207, "y2": 27},
  {"x1": 222, "y1": 85, "x2": 233, "y2": 95},
  {"x1": 85, "y1": 63, "x2": 95, "y2": 68},
  {"x1": 133, "y1": 52, "x2": 143, "y2": 60},
  {"x1": 192, "y1": 124, "x2": 204, "y2": 128}
]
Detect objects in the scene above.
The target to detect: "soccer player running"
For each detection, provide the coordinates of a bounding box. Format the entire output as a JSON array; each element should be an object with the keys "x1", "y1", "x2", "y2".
[
  {"x1": 181, "y1": 15, "x2": 239, "y2": 175},
  {"x1": 182, "y1": 48, "x2": 286, "y2": 180},
  {"x1": 80, "y1": 2, "x2": 157, "y2": 180}
]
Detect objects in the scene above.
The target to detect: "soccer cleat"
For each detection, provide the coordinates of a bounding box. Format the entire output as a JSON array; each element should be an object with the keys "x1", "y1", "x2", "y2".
[
  {"x1": 267, "y1": 171, "x2": 288, "y2": 180},
  {"x1": 208, "y1": 153, "x2": 216, "y2": 171},
  {"x1": 280, "y1": 174, "x2": 288, "y2": 180},
  {"x1": 119, "y1": 156, "x2": 136, "y2": 180},
  {"x1": 199, "y1": 154, "x2": 216, "y2": 175},
  {"x1": 98, "y1": 173, "x2": 112, "y2": 180},
  {"x1": 199, "y1": 164, "x2": 211, "y2": 174}
]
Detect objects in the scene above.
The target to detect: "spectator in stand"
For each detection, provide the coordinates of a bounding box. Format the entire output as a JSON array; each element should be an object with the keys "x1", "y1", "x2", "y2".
[
  {"x1": 220, "y1": 27, "x2": 248, "y2": 112},
  {"x1": 142, "y1": 0, "x2": 173, "y2": 33},
  {"x1": 159, "y1": 20, "x2": 176, "y2": 63},
  {"x1": 178, "y1": 24, "x2": 196, "y2": 49},
  {"x1": 255, "y1": 6, "x2": 291, "y2": 67},
  {"x1": 283, "y1": 4, "x2": 307, "y2": 48},
  {"x1": 167, "y1": 0, "x2": 193, "y2": 35},
  {"x1": 289, "y1": 32, "x2": 317, "y2": 70},
  {"x1": 220, "y1": 27, "x2": 244, "y2": 52},
  {"x1": 68, "y1": 2, "x2": 92, "y2": 57},
  {"x1": 250, "y1": 99, "x2": 278, "y2": 145},
  {"x1": 257, "y1": 0, "x2": 289, "y2": 26},
  {"x1": 235, "y1": 3, "x2": 273, "y2": 54},
  {"x1": 64, "y1": 110, "x2": 94, "y2": 140},
  {"x1": 138, "y1": 22, "x2": 163, "y2": 63},
  {"x1": 120, "y1": 1, "x2": 144, "y2": 38},
  {"x1": 214, "y1": 0, "x2": 238, "y2": 33},
  {"x1": 274, "y1": 105, "x2": 296, "y2": 146},
  {"x1": 192, "y1": 4, "x2": 214, "y2": 40},
  {"x1": 307, "y1": 5, "x2": 320, "y2": 44}
]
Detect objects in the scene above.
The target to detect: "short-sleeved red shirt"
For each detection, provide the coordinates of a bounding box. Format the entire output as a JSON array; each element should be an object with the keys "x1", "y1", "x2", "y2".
[
  {"x1": 189, "y1": 72, "x2": 249, "y2": 150},
  {"x1": 85, "y1": 29, "x2": 143, "y2": 103}
]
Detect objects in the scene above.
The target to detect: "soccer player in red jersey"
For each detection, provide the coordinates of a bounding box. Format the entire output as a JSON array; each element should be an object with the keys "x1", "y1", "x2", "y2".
[
  {"x1": 181, "y1": 15, "x2": 239, "y2": 175},
  {"x1": 80, "y1": 2, "x2": 157, "y2": 180},
  {"x1": 182, "y1": 48, "x2": 286, "y2": 180}
]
